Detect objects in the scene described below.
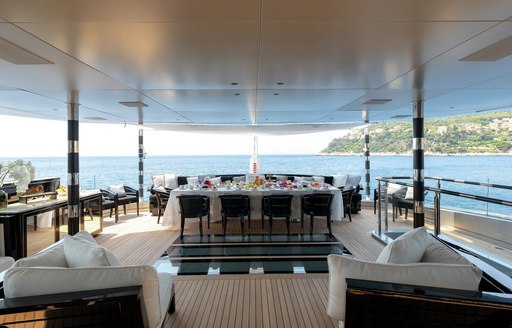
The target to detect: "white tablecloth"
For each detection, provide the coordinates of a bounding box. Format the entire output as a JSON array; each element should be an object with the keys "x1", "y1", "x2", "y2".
[{"x1": 161, "y1": 187, "x2": 343, "y2": 227}]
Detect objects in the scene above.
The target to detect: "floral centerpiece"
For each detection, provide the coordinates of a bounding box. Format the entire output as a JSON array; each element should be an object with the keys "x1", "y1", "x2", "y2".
[{"x1": 0, "y1": 160, "x2": 36, "y2": 207}]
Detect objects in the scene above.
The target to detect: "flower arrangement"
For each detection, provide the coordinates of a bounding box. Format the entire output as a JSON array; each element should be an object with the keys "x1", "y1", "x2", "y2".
[{"x1": 0, "y1": 159, "x2": 36, "y2": 193}]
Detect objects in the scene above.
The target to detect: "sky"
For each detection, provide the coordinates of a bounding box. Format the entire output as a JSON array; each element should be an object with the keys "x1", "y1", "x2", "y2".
[{"x1": 0, "y1": 115, "x2": 352, "y2": 157}]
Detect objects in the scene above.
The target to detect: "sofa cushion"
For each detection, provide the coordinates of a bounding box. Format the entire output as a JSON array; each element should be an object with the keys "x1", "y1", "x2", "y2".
[
  {"x1": 3, "y1": 265, "x2": 166, "y2": 328},
  {"x1": 327, "y1": 254, "x2": 482, "y2": 321},
  {"x1": 332, "y1": 175, "x2": 347, "y2": 188},
  {"x1": 422, "y1": 235, "x2": 473, "y2": 265},
  {"x1": 63, "y1": 236, "x2": 121, "y2": 268},
  {"x1": 376, "y1": 226, "x2": 430, "y2": 264},
  {"x1": 109, "y1": 184, "x2": 126, "y2": 197}
]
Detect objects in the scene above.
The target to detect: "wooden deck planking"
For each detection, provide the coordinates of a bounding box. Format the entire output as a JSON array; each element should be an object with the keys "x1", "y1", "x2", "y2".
[{"x1": 92, "y1": 205, "x2": 415, "y2": 328}]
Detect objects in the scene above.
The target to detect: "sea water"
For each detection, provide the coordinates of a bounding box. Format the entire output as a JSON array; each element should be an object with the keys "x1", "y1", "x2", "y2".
[{"x1": 2, "y1": 155, "x2": 511, "y2": 218}]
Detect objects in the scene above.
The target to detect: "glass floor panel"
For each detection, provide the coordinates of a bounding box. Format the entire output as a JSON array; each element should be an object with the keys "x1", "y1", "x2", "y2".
[{"x1": 155, "y1": 233, "x2": 351, "y2": 275}]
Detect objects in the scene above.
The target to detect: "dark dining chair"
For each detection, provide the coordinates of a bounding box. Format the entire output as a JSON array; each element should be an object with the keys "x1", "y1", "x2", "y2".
[
  {"x1": 154, "y1": 189, "x2": 170, "y2": 224},
  {"x1": 219, "y1": 195, "x2": 250, "y2": 236},
  {"x1": 301, "y1": 193, "x2": 334, "y2": 235},
  {"x1": 341, "y1": 187, "x2": 355, "y2": 222},
  {"x1": 261, "y1": 194, "x2": 293, "y2": 235},
  {"x1": 177, "y1": 195, "x2": 210, "y2": 238}
]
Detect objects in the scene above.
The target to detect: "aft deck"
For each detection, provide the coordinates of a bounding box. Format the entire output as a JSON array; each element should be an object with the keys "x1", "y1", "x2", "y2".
[{"x1": 94, "y1": 204, "x2": 408, "y2": 328}]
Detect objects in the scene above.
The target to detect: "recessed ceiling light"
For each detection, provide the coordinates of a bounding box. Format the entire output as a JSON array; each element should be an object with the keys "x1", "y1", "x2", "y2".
[
  {"x1": 231, "y1": 82, "x2": 238, "y2": 86},
  {"x1": 0, "y1": 37, "x2": 53, "y2": 65},
  {"x1": 83, "y1": 116, "x2": 107, "y2": 121},
  {"x1": 390, "y1": 114, "x2": 412, "y2": 119},
  {"x1": 119, "y1": 101, "x2": 148, "y2": 107},
  {"x1": 273, "y1": 93, "x2": 279, "y2": 96},
  {"x1": 362, "y1": 99, "x2": 392, "y2": 105},
  {"x1": 460, "y1": 35, "x2": 512, "y2": 61},
  {"x1": 277, "y1": 82, "x2": 285, "y2": 85}
]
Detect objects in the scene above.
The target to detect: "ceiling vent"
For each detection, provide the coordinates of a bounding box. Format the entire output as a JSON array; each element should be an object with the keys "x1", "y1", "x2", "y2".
[
  {"x1": 362, "y1": 99, "x2": 392, "y2": 105},
  {"x1": 119, "y1": 101, "x2": 148, "y2": 107},
  {"x1": 460, "y1": 35, "x2": 512, "y2": 61},
  {"x1": 0, "y1": 37, "x2": 53, "y2": 65}
]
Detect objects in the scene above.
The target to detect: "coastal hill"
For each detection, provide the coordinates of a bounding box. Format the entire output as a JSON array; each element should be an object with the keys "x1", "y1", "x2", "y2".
[{"x1": 321, "y1": 111, "x2": 512, "y2": 155}]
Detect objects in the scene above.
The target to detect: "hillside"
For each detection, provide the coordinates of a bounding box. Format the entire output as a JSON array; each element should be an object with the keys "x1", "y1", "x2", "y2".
[{"x1": 321, "y1": 111, "x2": 512, "y2": 155}]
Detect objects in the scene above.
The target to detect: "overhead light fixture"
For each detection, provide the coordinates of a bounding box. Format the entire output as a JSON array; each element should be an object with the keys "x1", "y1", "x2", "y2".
[
  {"x1": 0, "y1": 37, "x2": 53, "y2": 65},
  {"x1": 460, "y1": 35, "x2": 512, "y2": 61},
  {"x1": 390, "y1": 114, "x2": 412, "y2": 119},
  {"x1": 119, "y1": 101, "x2": 148, "y2": 107},
  {"x1": 273, "y1": 93, "x2": 280, "y2": 96},
  {"x1": 277, "y1": 82, "x2": 285, "y2": 85},
  {"x1": 234, "y1": 93, "x2": 240, "y2": 96},
  {"x1": 362, "y1": 99, "x2": 392, "y2": 105},
  {"x1": 231, "y1": 82, "x2": 238, "y2": 86},
  {"x1": 83, "y1": 116, "x2": 107, "y2": 121}
]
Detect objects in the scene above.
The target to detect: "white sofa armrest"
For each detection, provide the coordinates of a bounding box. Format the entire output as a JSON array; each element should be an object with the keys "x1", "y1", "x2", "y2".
[
  {"x1": 327, "y1": 254, "x2": 482, "y2": 322},
  {"x1": 4, "y1": 265, "x2": 172, "y2": 328}
]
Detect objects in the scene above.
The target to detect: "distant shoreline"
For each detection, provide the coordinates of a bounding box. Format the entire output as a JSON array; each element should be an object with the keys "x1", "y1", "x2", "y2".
[{"x1": 316, "y1": 152, "x2": 512, "y2": 156}]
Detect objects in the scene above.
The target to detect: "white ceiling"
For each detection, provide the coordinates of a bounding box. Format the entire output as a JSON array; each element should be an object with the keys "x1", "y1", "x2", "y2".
[{"x1": 0, "y1": 0, "x2": 512, "y2": 131}]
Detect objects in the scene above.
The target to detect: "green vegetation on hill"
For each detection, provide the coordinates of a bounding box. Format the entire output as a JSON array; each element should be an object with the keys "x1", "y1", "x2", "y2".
[{"x1": 321, "y1": 111, "x2": 512, "y2": 155}]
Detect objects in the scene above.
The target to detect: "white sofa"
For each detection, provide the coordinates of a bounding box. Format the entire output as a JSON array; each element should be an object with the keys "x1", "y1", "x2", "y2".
[
  {"x1": 327, "y1": 227, "x2": 482, "y2": 327},
  {"x1": 3, "y1": 231, "x2": 174, "y2": 328}
]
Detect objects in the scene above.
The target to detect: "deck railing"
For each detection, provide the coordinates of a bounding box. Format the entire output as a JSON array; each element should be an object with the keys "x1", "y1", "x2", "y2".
[{"x1": 375, "y1": 176, "x2": 512, "y2": 236}]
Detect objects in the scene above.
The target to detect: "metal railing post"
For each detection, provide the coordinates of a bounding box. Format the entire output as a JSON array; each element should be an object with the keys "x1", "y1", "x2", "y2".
[
  {"x1": 434, "y1": 190, "x2": 441, "y2": 236},
  {"x1": 377, "y1": 179, "x2": 382, "y2": 234}
]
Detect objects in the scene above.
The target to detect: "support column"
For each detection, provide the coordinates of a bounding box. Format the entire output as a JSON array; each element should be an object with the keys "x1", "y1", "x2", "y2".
[
  {"x1": 363, "y1": 120, "x2": 371, "y2": 200},
  {"x1": 67, "y1": 92, "x2": 80, "y2": 235},
  {"x1": 412, "y1": 101, "x2": 425, "y2": 228},
  {"x1": 138, "y1": 129, "x2": 144, "y2": 199}
]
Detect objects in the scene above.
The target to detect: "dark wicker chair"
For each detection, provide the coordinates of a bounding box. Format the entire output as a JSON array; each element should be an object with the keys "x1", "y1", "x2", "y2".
[
  {"x1": 261, "y1": 194, "x2": 293, "y2": 235},
  {"x1": 99, "y1": 189, "x2": 119, "y2": 222},
  {"x1": 301, "y1": 193, "x2": 334, "y2": 235},
  {"x1": 341, "y1": 187, "x2": 355, "y2": 222},
  {"x1": 154, "y1": 189, "x2": 170, "y2": 224},
  {"x1": 177, "y1": 195, "x2": 210, "y2": 238},
  {"x1": 219, "y1": 195, "x2": 250, "y2": 236}
]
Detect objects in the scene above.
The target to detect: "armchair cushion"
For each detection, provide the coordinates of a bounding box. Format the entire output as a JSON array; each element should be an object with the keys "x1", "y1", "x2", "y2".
[
  {"x1": 108, "y1": 184, "x2": 127, "y2": 197},
  {"x1": 63, "y1": 235, "x2": 121, "y2": 268},
  {"x1": 327, "y1": 254, "x2": 482, "y2": 322},
  {"x1": 376, "y1": 226, "x2": 430, "y2": 264}
]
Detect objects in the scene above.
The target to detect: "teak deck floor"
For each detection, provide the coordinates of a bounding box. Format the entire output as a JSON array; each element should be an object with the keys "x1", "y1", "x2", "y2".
[{"x1": 95, "y1": 205, "x2": 411, "y2": 328}]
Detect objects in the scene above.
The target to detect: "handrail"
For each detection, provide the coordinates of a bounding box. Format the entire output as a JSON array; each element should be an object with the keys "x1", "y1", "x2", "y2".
[{"x1": 375, "y1": 176, "x2": 512, "y2": 236}]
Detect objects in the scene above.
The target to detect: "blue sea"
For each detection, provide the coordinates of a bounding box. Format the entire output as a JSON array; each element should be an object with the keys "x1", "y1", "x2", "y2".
[{"x1": 2, "y1": 155, "x2": 511, "y2": 218}]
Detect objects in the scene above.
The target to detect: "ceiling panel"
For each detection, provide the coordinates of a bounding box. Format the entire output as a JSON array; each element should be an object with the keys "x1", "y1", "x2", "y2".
[
  {"x1": 256, "y1": 90, "x2": 367, "y2": 112},
  {"x1": 0, "y1": 0, "x2": 511, "y2": 129}
]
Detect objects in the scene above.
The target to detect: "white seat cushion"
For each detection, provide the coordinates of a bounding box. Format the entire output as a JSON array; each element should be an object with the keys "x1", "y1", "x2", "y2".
[
  {"x1": 4, "y1": 265, "x2": 165, "y2": 328},
  {"x1": 327, "y1": 254, "x2": 482, "y2": 321},
  {"x1": 376, "y1": 226, "x2": 430, "y2": 264}
]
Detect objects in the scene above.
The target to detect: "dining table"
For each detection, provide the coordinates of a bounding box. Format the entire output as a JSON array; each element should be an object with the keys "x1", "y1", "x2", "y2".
[{"x1": 160, "y1": 185, "x2": 343, "y2": 227}]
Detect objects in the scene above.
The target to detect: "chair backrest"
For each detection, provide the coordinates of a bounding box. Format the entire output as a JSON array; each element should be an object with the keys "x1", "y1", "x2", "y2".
[
  {"x1": 155, "y1": 190, "x2": 170, "y2": 207},
  {"x1": 342, "y1": 187, "x2": 355, "y2": 205},
  {"x1": 177, "y1": 195, "x2": 209, "y2": 218},
  {"x1": 263, "y1": 194, "x2": 293, "y2": 217},
  {"x1": 219, "y1": 195, "x2": 250, "y2": 217},
  {"x1": 302, "y1": 193, "x2": 334, "y2": 216}
]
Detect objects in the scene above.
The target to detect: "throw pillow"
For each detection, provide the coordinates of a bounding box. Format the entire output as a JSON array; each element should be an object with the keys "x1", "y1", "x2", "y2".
[
  {"x1": 332, "y1": 174, "x2": 347, "y2": 188},
  {"x1": 63, "y1": 236, "x2": 121, "y2": 268},
  {"x1": 109, "y1": 184, "x2": 126, "y2": 197},
  {"x1": 152, "y1": 174, "x2": 165, "y2": 189},
  {"x1": 344, "y1": 175, "x2": 361, "y2": 190},
  {"x1": 376, "y1": 226, "x2": 430, "y2": 263},
  {"x1": 164, "y1": 173, "x2": 179, "y2": 189},
  {"x1": 421, "y1": 236, "x2": 473, "y2": 265},
  {"x1": 13, "y1": 243, "x2": 68, "y2": 268},
  {"x1": 405, "y1": 186, "x2": 414, "y2": 199}
]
